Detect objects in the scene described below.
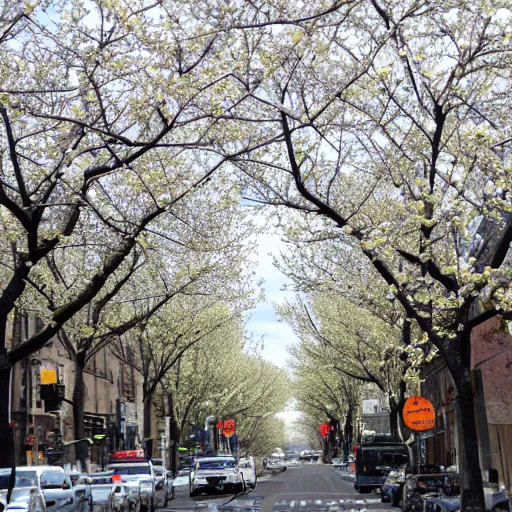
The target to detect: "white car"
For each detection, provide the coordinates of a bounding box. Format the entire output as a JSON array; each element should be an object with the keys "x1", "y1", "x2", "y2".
[
  {"x1": 189, "y1": 457, "x2": 245, "y2": 497},
  {"x1": 1, "y1": 466, "x2": 91, "y2": 512},
  {"x1": 0, "y1": 469, "x2": 45, "y2": 512},
  {"x1": 237, "y1": 458, "x2": 257, "y2": 490},
  {"x1": 107, "y1": 461, "x2": 157, "y2": 512}
]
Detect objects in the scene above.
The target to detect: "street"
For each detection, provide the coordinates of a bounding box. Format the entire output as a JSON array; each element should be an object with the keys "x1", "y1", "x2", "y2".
[{"x1": 166, "y1": 464, "x2": 397, "y2": 512}]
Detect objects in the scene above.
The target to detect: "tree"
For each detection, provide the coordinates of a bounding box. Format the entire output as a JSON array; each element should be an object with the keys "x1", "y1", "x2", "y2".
[
  {"x1": 161, "y1": 326, "x2": 289, "y2": 463},
  {"x1": 0, "y1": 0, "x2": 267, "y2": 467},
  {"x1": 288, "y1": 336, "x2": 362, "y2": 461},
  {"x1": 229, "y1": 1, "x2": 512, "y2": 509},
  {"x1": 280, "y1": 295, "x2": 424, "y2": 441}
]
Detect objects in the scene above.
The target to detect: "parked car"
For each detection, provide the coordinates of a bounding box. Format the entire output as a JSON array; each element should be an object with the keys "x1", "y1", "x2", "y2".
[
  {"x1": 107, "y1": 453, "x2": 156, "y2": 512},
  {"x1": 90, "y1": 485, "x2": 114, "y2": 512},
  {"x1": 152, "y1": 467, "x2": 173, "y2": 505},
  {"x1": 189, "y1": 457, "x2": 245, "y2": 497},
  {"x1": 86, "y1": 474, "x2": 132, "y2": 512},
  {"x1": 1, "y1": 466, "x2": 91, "y2": 512},
  {"x1": 381, "y1": 470, "x2": 406, "y2": 507},
  {"x1": 110, "y1": 484, "x2": 132, "y2": 512},
  {"x1": 237, "y1": 458, "x2": 257, "y2": 490},
  {"x1": 0, "y1": 468, "x2": 46, "y2": 512},
  {"x1": 402, "y1": 473, "x2": 459, "y2": 512},
  {"x1": 422, "y1": 484, "x2": 510, "y2": 512}
]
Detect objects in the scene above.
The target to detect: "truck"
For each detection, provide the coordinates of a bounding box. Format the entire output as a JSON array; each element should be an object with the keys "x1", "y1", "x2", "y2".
[{"x1": 354, "y1": 432, "x2": 408, "y2": 493}]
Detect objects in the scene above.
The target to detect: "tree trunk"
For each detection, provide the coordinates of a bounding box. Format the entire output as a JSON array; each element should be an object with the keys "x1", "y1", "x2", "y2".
[
  {"x1": 343, "y1": 408, "x2": 353, "y2": 460},
  {"x1": 454, "y1": 372, "x2": 486, "y2": 512},
  {"x1": 443, "y1": 333, "x2": 486, "y2": 512},
  {"x1": 389, "y1": 397, "x2": 400, "y2": 442},
  {"x1": 0, "y1": 363, "x2": 14, "y2": 468},
  {"x1": 167, "y1": 393, "x2": 179, "y2": 475},
  {"x1": 389, "y1": 391, "x2": 406, "y2": 443},
  {"x1": 73, "y1": 353, "x2": 88, "y2": 469},
  {"x1": 143, "y1": 391, "x2": 153, "y2": 458}
]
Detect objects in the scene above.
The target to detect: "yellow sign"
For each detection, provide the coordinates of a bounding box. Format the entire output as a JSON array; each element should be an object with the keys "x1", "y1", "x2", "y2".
[{"x1": 41, "y1": 367, "x2": 57, "y2": 385}]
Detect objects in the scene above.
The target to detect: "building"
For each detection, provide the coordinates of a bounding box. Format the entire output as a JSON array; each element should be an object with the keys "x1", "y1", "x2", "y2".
[
  {"x1": 7, "y1": 313, "x2": 148, "y2": 467},
  {"x1": 419, "y1": 316, "x2": 512, "y2": 491},
  {"x1": 361, "y1": 387, "x2": 390, "y2": 434}
]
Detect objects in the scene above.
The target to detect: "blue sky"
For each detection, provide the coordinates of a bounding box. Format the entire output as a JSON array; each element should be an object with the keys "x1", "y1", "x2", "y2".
[
  {"x1": 245, "y1": 227, "x2": 304, "y2": 427},
  {"x1": 246, "y1": 229, "x2": 299, "y2": 369}
]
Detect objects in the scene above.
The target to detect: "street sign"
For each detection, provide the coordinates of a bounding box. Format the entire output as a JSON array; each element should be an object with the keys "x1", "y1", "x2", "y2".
[
  {"x1": 222, "y1": 419, "x2": 235, "y2": 438},
  {"x1": 320, "y1": 423, "x2": 332, "y2": 438},
  {"x1": 403, "y1": 396, "x2": 436, "y2": 431}
]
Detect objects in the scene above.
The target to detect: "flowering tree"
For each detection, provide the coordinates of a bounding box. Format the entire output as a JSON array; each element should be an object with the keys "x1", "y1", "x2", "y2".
[
  {"x1": 160, "y1": 322, "x2": 289, "y2": 465},
  {"x1": 282, "y1": 295, "x2": 419, "y2": 442},
  {"x1": 0, "y1": 0, "x2": 266, "y2": 467},
  {"x1": 226, "y1": 1, "x2": 512, "y2": 509}
]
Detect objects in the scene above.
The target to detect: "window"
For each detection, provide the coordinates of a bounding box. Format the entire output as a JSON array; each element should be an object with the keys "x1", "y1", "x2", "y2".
[
  {"x1": 197, "y1": 460, "x2": 236, "y2": 470},
  {"x1": 110, "y1": 466, "x2": 151, "y2": 475},
  {"x1": 0, "y1": 470, "x2": 38, "y2": 489},
  {"x1": 40, "y1": 471, "x2": 70, "y2": 489}
]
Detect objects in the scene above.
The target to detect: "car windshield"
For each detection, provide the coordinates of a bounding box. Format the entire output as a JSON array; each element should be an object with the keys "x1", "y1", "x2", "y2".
[
  {"x1": 41, "y1": 471, "x2": 70, "y2": 489},
  {"x1": 90, "y1": 476, "x2": 114, "y2": 484},
  {"x1": 197, "y1": 460, "x2": 236, "y2": 470},
  {"x1": 109, "y1": 466, "x2": 151, "y2": 475},
  {"x1": 91, "y1": 487, "x2": 113, "y2": 501},
  {"x1": 0, "y1": 470, "x2": 38, "y2": 489}
]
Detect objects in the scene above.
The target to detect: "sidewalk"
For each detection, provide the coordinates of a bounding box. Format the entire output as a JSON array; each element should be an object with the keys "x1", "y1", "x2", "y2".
[{"x1": 334, "y1": 468, "x2": 356, "y2": 482}]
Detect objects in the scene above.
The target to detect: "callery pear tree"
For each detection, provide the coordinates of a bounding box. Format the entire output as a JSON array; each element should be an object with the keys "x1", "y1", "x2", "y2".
[
  {"x1": 228, "y1": 1, "x2": 512, "y2": 509},
  {"x1": 280, "y1": 295, "x2": 424, "y2": 441},
  {"x1": 0, "y1": 0, "x2": 269, "y2": 467}
]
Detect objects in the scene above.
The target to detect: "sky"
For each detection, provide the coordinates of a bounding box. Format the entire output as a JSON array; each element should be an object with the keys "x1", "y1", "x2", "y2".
[
  {"x1": 245, "y1": 223, "x2": 304, "y2": 428},
  {"x1": 246, "y1": 227, "x2": 298, "y2": 369}
]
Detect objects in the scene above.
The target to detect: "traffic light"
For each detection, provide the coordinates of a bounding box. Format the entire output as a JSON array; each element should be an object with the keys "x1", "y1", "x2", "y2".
[{"x1": 93, "y1": 434, "x2": 107, "y2": 446}]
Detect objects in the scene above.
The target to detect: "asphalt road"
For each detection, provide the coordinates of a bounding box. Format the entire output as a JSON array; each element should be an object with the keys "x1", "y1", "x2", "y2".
[{"x1": 166, "y1": 464, "x2": 397, "y2": 512}]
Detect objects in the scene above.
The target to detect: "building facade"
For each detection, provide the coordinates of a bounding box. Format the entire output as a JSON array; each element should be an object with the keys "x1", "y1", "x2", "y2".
[
  {"x1": 420, "y1": 316, "x2": 512, "y2": 492},
  {"x1": 7, "y1": 314, "x2": 153, "y2": 467}
]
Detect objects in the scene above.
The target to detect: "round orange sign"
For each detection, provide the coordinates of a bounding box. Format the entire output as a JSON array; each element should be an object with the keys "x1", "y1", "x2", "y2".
[
  {"x1": 403, "y1": 396, "x2": 436, "y2": 431},
  {"x1": 222, "y1": 419, "x2": 236, "y2": 438}
]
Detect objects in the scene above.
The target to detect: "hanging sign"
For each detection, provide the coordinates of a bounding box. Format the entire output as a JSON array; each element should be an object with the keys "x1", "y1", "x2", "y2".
[
  {"x1": 222, "y1": 419, "x2": 236, "y2": 438},
  {"x1": 403, "y1": 396, "x2": 436, "y2": 431}
]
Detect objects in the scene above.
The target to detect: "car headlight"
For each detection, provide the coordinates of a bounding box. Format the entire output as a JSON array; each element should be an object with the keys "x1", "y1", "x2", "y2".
[{"x1": 193, "y1": 478, "x2": 208, "y2": 485}]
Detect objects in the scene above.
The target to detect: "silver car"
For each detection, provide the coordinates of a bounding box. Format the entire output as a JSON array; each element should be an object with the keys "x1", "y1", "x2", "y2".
[
  {"x1": 89, "y1": 485, "x2": 113, "y2": 512},
  {"x1": 0, "y1": 469, "x2": 45, "y2": 512},
  {"x1": 189, "y1": 457, "x2": 245, "y2": 498},
  {"x1": 151, "y1": 468, "x2": 173, "y2": 506},
  {"x1": 237, "y1": 458, "x2": 257, "y2": 490},
  {"x1": 1, "y1": 467, "x2": 91, "y2": 512}
]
